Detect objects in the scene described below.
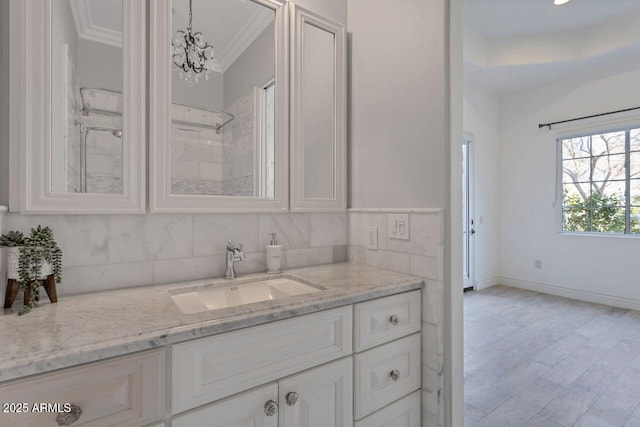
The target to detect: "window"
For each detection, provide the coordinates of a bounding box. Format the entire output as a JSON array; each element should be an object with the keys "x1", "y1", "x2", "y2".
[{"x1": 560, "y1": 127, "x2": 640, "y2": 234}]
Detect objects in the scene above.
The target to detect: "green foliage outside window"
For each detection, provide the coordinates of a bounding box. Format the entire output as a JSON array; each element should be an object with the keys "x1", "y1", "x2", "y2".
[{"x1": 563, "y1": 191, "x2": 640, "y2": 233}]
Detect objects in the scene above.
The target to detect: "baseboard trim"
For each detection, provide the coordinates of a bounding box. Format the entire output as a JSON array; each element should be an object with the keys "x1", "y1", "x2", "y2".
[
  {"x1": 348, "y1": 208, "x2": 442, "y2": 214},
  {"x1": 474, "y1": 277, "x2": 500, "y2": 290},
  {"x1": 498, "y1": 276, "x2": 640, "y2": 311}
]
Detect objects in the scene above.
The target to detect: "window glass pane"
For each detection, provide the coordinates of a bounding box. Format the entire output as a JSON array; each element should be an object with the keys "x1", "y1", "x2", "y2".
[
  {"x1": 631, "y1": 128, "x2": 640, "y2": 152},
  {"x1": 591, "y1": 153, "x2": 625, "y2": 181},
  {"x1": 589, "y1": 206, "x2": 625, "y2": 233},
  {"x1": 562, "y1": 137, "x2": 590, "y2": 160},
  {"x1": 563, "y1": 208, "x2": 590, "y2": 232},
  {"x1": 631, "y1": 207, "x2": 640, "y2": 234},
  {"x1": 562, "y1": 157, "x2": 590, "y2": 183},
  {"x1": 630, "y1": 152, "x2": 640, "y2": 179},
  {"x1": 630, "y1": 179, "x2": 640, "y2": 206},
  {"x1": 591, "y1": 131, "x2": 625, "y2": 156},
  {"x1": 591, "y1": 181, "x2": 625, "y2": 204}
]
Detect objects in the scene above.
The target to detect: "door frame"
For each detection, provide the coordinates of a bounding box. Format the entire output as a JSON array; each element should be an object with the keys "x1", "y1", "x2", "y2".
[{"x1": 462, "y1": 132, "x2": 475, "y2": 291}]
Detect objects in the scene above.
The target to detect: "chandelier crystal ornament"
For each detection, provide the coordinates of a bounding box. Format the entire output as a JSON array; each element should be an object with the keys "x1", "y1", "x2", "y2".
[{"x1": 172, "y1": 0, "x2": 215, "y2": 85}]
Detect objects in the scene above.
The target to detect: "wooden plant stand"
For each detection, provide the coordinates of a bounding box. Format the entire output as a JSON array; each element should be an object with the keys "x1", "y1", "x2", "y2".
[{"x1": 4, "y1": 275, "x2": 58, "y2": 309}]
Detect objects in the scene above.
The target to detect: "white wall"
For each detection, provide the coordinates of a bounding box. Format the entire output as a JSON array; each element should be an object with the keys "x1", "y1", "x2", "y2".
[
  {"x1": 223, "y1": 23, "x2": 275, "y2": 109},
  {"x1": 348, "y1": 0, "x2": 447, "y2": 209},
  {"x1": 463, "y1": 83, "x2": 500, "y2": 288},
  {"x1": 78, "y1": 39, "x2": 122, "y2": 92},
  {"x1": 498, "y1": 68, "x2": 640, "y2": 307}
]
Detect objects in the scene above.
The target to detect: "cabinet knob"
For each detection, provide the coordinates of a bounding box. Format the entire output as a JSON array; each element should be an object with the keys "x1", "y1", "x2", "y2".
[
  {"x1": 390, "y1": 369, "x2": 400, "y2": 381},
  {"x1": 55, "y1": 404, "x2": 82, "y2": 426},
  {"x1": 389, "y1": 314, "x2": 400, "y2": 325},
  {"x1": 264, "y1": 399, "x2": 279, "y2": 416},
  {"x1": 286, "y1": 391, "x2": 299, "y2": 406}
]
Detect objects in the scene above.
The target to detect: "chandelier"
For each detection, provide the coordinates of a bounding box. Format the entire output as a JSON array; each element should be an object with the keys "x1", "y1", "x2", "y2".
[{"x1": 172, "y1": 0, "x2": 215, "y2": 85}]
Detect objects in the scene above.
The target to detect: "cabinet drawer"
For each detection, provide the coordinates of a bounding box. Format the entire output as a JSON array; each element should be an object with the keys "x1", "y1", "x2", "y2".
[
  {"x1": 354, "y1": 333, "x2": 421, "y2": 419},
  {"x1": 171, "y1": 383, "x2": 278, "y2": 427},
  {"x1": 0, "y1": 349, "x2": 165, "y2": 427},
  {"x1": 355, "y1": 390, "x2": 421, "y2": 427},
  {"x1": 354, "y1": 290, "x2": 421, "y2": 352},
  {"x1": 172, "y1": 306, "x2": 352, "y2": 414}
]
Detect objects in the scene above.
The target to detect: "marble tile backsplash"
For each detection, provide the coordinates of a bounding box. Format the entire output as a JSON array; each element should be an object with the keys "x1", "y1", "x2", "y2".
[
  {"x1": 4, "y1": 212, "x2": 347, "y2": 295},
  {"x1": 347, "y1": 209, "x2": 445, "y2": 427}
]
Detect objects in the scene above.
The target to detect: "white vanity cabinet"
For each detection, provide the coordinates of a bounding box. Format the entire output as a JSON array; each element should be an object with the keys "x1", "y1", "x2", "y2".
[
  {"x1": 170, "y1": 290, "x2": 421, "y2": 427},
  {"x1": 0, "y1": 349, "x2": 165, "y2": 427},
  {"x1": 172, "y1": 357, "x2": 352, "y2": 427},
  {"x1": 0, "y1": 289, "x2": 421, "y2": 427},
  {"x1": 279, "y1": 357, "x2": 353, "y2": 427},
  {"x1": 353, "y1": 290, "x2": 422, "y2": 424}
]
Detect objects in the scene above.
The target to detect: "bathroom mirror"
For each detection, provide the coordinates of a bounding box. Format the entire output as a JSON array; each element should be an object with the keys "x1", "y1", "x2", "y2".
[
  {"x1": 290, "y1": 4, "x2": 346, "y2": 211},
  {"x1": 150, "y1": 0, "x2": 288, "y2": 212},
  {"x1": 50, "y1": 0, "x2": 124, "y2": 195},
  {"x1": 10, "y1": 0, "x2": 146, "y2": 213}
]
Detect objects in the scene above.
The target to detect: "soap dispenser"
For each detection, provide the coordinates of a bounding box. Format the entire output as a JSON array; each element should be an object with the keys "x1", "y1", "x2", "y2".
[{"x1": 266, "y1": 232, "x2": 282, "y2": 274}]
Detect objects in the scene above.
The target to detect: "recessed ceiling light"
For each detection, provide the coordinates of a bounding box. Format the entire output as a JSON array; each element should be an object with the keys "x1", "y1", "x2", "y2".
[{"x1": 554, "y1": 0, "x2": 571, "y2": 5}]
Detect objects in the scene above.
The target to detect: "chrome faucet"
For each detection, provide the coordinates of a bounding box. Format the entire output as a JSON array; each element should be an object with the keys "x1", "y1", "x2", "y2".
[{"x1": 224, "y1": 240, "x2": 245, "y2": 279}]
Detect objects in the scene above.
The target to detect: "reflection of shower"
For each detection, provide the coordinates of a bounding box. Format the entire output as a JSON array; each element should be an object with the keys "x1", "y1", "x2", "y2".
[{"x1": 79, "y1": 125, "x2": 123, "y2": 193}]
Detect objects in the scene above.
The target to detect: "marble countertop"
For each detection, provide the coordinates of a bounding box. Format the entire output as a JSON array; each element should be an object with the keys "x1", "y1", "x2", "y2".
[{"x1": 0, "y1": 262, "x2": 423, "y2": 383}]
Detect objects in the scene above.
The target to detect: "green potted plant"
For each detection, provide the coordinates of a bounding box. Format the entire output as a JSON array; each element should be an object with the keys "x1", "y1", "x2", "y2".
[{"x1": 0, "y1": 226, "x2": 62, "y2": 315}]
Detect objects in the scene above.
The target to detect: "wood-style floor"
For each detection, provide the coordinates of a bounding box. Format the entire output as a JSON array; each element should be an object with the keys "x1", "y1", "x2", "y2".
[{"x1": 464, "y1": 286, "x2": 640, "y2": 427}]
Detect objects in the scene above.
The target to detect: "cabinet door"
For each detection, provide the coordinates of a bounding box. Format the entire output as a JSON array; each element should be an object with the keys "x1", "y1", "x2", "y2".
[
  {"x1": 290, "y1": 4, "x2": 346, "y2": 212},
  {"x1": 278, "y1": 357, "x2": 353, "y2": 427},
  {"x1": 171, "y1": 383, "x2": 278, "y2": 427}
]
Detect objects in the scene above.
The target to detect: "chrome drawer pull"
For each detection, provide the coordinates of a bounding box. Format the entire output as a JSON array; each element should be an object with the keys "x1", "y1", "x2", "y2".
[
  {"x1": 264, "y1": 399, "x2": 278, "y2": 416},
  {"x1": 389, "y1": 314, "x2": 400, "y2": 325},
  {"x1": 286, "y1": 391, "x2": 299, "y2": 406},
  {"x1": 390, "y1": 369, "x2": 400, "y2": 381},
  {"x1": 55, "y1": 404, "x2": 82, "y2": 426}
]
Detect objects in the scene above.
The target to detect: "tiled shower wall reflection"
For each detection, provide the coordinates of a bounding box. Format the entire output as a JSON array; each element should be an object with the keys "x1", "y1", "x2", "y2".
[
  {"x1": 4, "y1": 212, "x2": 347, "y2": 295},
  {"x1": 348, "y1": 209, "x2": 445, "y2": 427}
]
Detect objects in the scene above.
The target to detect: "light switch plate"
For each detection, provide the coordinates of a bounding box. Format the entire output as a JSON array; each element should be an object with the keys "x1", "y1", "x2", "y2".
[
  {"x1": 388, "y1": 214, "x2": 410, "y2": 240},
  {"x1": 367, "y1": 226, "x2": 378, "y2": 250}
]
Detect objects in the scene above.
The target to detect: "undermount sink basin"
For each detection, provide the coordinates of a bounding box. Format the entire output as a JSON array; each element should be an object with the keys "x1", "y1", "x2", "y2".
[{"x1": 169, "y1": 277, "x2": 323, "y2": 314}]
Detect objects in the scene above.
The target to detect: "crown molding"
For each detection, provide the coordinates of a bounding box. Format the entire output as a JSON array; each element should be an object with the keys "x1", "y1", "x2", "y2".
[
  {"x1": 215, "y1": 7, "x2": 273, "y2": 72},
  {"x1": 69, "y1": 0, "x2": 123, "y2": 48}
]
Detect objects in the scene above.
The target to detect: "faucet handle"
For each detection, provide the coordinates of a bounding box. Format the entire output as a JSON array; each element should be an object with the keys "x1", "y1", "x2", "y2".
[{"x1": 238, "y1": 242, "x2": 244, "y2": 251}]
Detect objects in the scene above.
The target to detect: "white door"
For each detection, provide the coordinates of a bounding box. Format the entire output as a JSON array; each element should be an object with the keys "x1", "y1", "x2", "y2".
[
  {"x1": 171, "y1": 383, "x2": 279, "y2": 427},
  {"x1": 462, "y1": 137, "x2": 475, "y2": 290},
  {"x1": 278, "y1": 357, "x2": 353, "y2": 427}
]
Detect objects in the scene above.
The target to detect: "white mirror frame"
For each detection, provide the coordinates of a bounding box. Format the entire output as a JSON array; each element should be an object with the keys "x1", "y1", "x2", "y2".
[
  {"x1": 289, "y1": 4, "x2": 346, "y2": 212},
  {"x1": 149, "y1": 0, "x2": 289, "y2": 213},
  {"x1": 9, "y1": 0, "x2": 146, "y2": 214}
]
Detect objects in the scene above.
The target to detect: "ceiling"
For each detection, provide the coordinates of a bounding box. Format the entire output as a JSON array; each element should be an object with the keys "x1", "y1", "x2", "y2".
[
  {"x1": 69, "y1": 0, "x2": 273, "y2": 72},
  {"x1": 463, "y1": 0, "x2": 640, "y2": 94}
]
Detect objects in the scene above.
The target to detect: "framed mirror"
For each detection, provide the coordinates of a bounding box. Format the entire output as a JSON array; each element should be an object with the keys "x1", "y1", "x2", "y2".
[
  {"x1": 150, "y1": 0, "x2": 288, "y2": 212},
  {"x1": 290, "y1": 4, "x2": 346, "y2": 212},
  {"x1": 10, "y1": 0, "x2": 146, "y2": 213}
]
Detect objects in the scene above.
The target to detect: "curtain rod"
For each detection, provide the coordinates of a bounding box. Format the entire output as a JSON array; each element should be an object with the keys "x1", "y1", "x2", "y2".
[{"x1": 538, "y1": 106, "x2": 640, "y2": 130}]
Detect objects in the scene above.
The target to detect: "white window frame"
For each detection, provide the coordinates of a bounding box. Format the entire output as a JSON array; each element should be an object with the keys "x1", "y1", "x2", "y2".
[{"x1": 556, "y1": 122, "x2": 640, "y2": 236}]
